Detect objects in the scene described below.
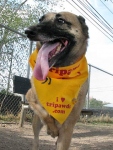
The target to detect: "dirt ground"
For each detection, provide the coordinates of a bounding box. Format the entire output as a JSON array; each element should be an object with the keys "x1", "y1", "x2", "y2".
[{"x1": 0, "y1": 122, "x2": 113, "y2": 150}]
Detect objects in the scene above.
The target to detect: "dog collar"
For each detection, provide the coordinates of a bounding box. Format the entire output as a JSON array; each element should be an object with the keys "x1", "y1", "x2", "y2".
[{"x1": 29, "y1": 49, "x2": 88, "y2": 124}]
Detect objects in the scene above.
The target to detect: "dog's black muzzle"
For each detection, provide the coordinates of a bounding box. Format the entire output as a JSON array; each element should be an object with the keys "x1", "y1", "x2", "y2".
[{"x1": 25, "y1": 28, "x2": 37, "y2": 40}]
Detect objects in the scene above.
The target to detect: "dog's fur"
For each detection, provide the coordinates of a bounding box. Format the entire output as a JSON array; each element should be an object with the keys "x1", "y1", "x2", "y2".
[{"x1": 25, "y1": 12, "x2": 89, "y2": 150}]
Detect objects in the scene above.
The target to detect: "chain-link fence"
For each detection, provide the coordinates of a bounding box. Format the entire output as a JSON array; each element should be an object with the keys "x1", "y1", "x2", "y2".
[
  {"x1": 0, "y1": 25, "x2": 113, "y2": 124},
  {"x1": 88, "y1": 64, "x2": 113, "y2": 106},
  {"x1": 86, "y1": 64, "x2": 113, "y2": 117},
  {"x1": 0, "y1": 24, "x2": 34, "y2": 123}
]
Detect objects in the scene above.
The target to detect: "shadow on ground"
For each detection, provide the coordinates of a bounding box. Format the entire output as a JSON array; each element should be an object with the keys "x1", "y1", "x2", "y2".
[
  {"x1": 0, "y1": 124, "x2": 56, "y2": 150},
  {"x1": 0, "y1": 123, "x2": 113, "y2": 150}
]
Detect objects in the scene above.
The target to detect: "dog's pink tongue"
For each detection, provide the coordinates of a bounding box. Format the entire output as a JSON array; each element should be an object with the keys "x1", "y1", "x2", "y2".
[{"x1": 33, "y1": 42, "x2": 59, "y2": 81}]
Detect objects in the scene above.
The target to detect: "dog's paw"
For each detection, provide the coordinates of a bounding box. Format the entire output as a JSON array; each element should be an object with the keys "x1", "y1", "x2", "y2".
[
  {"x1": 32, "y1": 138, "x2": 40, "y2": 150},
  {"x1": 32, "y1": 144, "x2": 39, "y2": 150},
  {"x1": 47, "y1": 126, "x2": 59, "y2": 138}
]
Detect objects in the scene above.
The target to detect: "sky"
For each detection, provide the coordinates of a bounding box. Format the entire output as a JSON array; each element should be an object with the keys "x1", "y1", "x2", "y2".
[
  {"x1": 63, "y1": 0, "x2": 113, "y2": 104},
  {"x1": 26, "y1": 0, "x2": 113, "y2": 104}
]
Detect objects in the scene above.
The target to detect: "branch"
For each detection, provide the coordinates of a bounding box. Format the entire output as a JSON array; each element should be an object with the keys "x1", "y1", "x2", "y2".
[{"x1": 14, "y1": 0, "x2": 28, "y2": 13}]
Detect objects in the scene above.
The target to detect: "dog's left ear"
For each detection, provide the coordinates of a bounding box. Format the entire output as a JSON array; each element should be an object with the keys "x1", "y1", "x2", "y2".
[{"x1": 77, "y1": 16, "x2": 89, "y2": 38}]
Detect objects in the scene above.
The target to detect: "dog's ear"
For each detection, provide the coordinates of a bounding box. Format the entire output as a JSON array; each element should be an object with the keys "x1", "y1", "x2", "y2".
[{"x1": 77, "y1": 16, "x2": 89, "y2": 38}]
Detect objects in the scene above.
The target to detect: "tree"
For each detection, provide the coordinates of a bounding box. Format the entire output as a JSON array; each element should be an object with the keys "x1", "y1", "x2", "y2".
[{"x1": 89, "y1": 98, "x2": 104, "y2": 109}]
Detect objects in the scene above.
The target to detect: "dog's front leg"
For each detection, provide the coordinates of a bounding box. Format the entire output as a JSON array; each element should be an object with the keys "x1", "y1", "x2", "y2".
[
  {"x1": 32, "y1": 114, "x2": 43, "y2": 150},
  {"x1": 31, "y1": 102, "x2": 59, "y2": 138},
  {"x1": 56, "y1": 106, "x2": 81, "y2": 150},
  {"x1": 26, "y1": 89, "x2": 59, "y2": 138},
  {"x1": 56, "y1": 124, "x2": 74, "y2": 150}
]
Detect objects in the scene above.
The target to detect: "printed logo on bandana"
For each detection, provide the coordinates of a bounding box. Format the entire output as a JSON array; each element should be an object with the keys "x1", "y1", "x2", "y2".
[
  {"x1": 47, "y1": 97, "x2": 71, "y2": 114},
  {"x1": 42, "y1": 77, "x2": 51, "y2": 84},
  {"x1": 49, "y1": 65, "x2": 80, "y2": 76}
]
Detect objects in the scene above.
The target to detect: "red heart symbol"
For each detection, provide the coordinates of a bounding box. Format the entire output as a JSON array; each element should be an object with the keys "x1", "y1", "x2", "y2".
[{"x1": 61, "y1": 97, "x2": 65, "y2": 102}]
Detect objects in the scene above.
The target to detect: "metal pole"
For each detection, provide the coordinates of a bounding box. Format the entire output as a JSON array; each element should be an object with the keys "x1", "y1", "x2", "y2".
[
  {"x1": 87, "y1": 64, "x2": 91, "y2": 109},
  {"x1": 6, "y1": 49, "x2": 14, "y2": 93},
  {"x1": 21, "y1": 41, "x2": 33, "y2": 124},
  {"x1": 88, "y1": 64, "x2": 113, "y2": 77},
  {"x1": 27, "y1": 41, "x2": 33, "y2": 78}
]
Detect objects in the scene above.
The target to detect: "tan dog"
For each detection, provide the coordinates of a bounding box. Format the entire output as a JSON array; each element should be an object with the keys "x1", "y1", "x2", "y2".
[{"x1": 25, "y1": 11, "x2": 89, "y2": 150}]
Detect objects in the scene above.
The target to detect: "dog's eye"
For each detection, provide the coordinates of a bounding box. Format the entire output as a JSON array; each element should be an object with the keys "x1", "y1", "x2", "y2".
[
  {"x1": 39, "y1": 15, "x2": 45, "y2": 23},
  {"x1": 57, "y1": 18, "x2": 65, "y2": 24},
  {"x1": 39, "y1": 18, "x2": 42, "y2": 22}
]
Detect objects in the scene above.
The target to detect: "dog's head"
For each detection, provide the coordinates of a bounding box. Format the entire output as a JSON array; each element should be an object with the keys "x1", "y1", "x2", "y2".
[{"x1": 25, "y1": 12, "x2": 89, "y2": 80}]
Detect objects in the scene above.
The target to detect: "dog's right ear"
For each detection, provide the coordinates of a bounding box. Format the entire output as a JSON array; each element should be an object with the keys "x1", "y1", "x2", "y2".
[
  {"x1": 77, "y1": 16, "x2": 89, "y2": 38},
  {"x1": 78, "y1": 16, "x2": 86, "y2": 24}
]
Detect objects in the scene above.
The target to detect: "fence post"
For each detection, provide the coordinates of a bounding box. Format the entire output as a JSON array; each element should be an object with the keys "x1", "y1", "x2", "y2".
[
  {"x1": 19, "y1": 41, "x2": 33, "y2": 127},
  {"x1": 6, "y1": 49, "x2": 14, "y2": 94},
  {"x1": 87, "y1": 64, "x2": 91, "y2": 109},
  {"x1": 27, "y1": 41, "x2": 33, "y2": 78}
]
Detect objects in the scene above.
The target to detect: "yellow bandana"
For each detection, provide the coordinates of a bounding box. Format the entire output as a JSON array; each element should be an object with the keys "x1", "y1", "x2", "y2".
[{"x1": 29, "y1": 49, "x2": 88, "y2": 124}]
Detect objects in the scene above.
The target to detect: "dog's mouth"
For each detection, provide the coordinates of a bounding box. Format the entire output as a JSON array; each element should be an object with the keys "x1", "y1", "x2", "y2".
[
  {"x1": 48, "y1": 39, "x2": 68, "y2": 61},
  {"x1": 33, "y1": 38, "x2": 68, "y2": 81}
]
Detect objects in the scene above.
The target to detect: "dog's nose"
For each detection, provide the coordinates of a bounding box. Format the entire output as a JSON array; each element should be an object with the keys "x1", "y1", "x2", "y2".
[{"x1": 25, "y1": 29, "x2": 36, "y2": 36}]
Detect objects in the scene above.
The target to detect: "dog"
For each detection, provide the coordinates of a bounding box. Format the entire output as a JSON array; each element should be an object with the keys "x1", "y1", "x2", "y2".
[{"x1": 25, "y1": 11, "x2": 89, "y2": 150}]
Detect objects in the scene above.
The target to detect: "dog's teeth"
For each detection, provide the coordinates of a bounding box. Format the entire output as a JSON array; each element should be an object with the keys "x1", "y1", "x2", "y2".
[
  {"x1": 56, "y1": 45, "x2": 62, "y2": 53},
  {"x1": 49, "y1": 44, "x2": 62, "y2": 59}
]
